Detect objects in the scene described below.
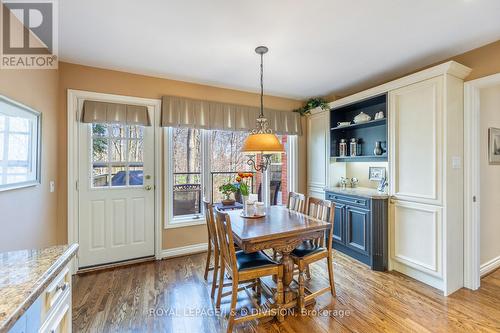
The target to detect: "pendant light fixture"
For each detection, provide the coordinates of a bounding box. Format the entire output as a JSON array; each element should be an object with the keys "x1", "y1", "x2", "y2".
[{"x1": 241, "y1": 46, "x2": 284, "y2": 172}]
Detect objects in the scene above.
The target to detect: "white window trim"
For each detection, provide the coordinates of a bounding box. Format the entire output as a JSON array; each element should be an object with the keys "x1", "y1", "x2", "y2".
[
  {"x1": 0, "y1": 95, "x2": 41, "y2": 192},
  {"x1": 164, "y1": 127, "x2": 207, "y2": 229}
]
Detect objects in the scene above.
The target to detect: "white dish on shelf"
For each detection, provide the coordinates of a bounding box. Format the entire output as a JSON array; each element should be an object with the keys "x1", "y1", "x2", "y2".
[{"x1": 336, "y1": 121, "x2": 351, "y2": 128}]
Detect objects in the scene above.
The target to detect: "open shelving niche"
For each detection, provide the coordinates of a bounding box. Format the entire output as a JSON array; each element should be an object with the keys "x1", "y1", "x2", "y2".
[{"x1": 330, "y1": 94, "x2": 388, "y2": 162}]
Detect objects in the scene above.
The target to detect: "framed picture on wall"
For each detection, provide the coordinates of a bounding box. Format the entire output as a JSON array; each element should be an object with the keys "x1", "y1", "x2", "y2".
[
  {"x1": 489, "y1": 127, "x2": 500, "y2": 164},
  {"x1": 369, "y1": 166, "x2": 386, "y2": 181}
]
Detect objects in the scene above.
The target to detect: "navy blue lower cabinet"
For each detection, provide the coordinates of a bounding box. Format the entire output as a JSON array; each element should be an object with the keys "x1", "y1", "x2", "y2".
[{"x1": 326, "y1": 191, "x2": 388, "y2": 271}]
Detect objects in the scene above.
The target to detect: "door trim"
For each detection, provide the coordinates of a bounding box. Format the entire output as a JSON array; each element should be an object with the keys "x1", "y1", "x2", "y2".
[
  {"x1": 67, "y1": 89, "x2": 163, "y2": 271},
  {"x1": 463, "y1": 73, "x2": 500, "y2": 290}
]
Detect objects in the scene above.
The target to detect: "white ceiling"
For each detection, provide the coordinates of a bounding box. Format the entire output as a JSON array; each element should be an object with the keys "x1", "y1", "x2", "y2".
[{"x1": 59, "y1": 0, "x2": 500, "y2": 99}]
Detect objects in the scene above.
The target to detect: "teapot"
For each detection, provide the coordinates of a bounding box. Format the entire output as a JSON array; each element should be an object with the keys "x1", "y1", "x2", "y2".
[{"x1": 353, "y1": 112, "x2": 371, "y2": 124}]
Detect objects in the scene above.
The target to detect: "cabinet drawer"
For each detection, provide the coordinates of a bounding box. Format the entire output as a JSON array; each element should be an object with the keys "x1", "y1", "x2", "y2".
[
  {"x1": 42, "y1": 266, "x2": 71, "y2": 321},
  {"x1": 326, "y1": 192, "x2": 370, "y2": 209},
  {"x1": 40, "y1": 288, "x2": 71, "y2": 333}
]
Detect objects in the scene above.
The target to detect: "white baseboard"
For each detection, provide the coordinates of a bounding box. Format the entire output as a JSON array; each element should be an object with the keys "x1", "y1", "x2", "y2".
[
  {"x1": 160, "y1": 242, "x2": 208, "y2": 259},
  {"x1": 480, "y1": 255, "x2": 500, "y2": 277}
]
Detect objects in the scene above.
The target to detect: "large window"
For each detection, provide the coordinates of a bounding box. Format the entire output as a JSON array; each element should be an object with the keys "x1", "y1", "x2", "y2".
[
  {"x1": 0, "y1": 96, "x2": 41, "y2": 191},
  {"x1": 166, "y1": 128, "x2": 296, "y2": 227},
  {"x1": 90, "y1": 123, "x2": 144, "y2": 188}
]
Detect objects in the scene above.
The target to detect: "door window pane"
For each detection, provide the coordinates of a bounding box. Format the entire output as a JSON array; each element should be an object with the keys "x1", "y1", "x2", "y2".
[
  {"x1": 268, "y1": 135, "x2": 289, "y2": 205},
  {"x1": 172, "y1": 128, "x2": 202, "y2": 217},
  {"x1": 90, "y1": 123, "x2": 145, "y2": 188}
]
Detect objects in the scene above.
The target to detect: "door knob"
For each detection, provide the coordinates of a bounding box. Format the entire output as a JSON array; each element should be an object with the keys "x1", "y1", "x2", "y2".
[{"x1": 145, "y1": 185, "x2": 152, "y2": 191}]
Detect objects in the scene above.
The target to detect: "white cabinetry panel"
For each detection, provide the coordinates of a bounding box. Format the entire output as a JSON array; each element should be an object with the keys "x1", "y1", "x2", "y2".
[
  {"x1": 389, "y1": 77, "x2": 443, "y2": 205},
  {"x1": 307, "y1": 110, "x2": 328, "y2": 198},
  {"x1": 390, "y1": 200, "x2": 442, "y2": 277}
]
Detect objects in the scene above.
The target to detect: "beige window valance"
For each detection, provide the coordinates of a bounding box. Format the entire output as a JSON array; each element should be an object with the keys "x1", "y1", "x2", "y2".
[
  {"x1": 161, "y1": 96, "x2": 302, "y2": 135},
  {"x1": 81, "y1": 100, "x2": 151, "y2": 126}
]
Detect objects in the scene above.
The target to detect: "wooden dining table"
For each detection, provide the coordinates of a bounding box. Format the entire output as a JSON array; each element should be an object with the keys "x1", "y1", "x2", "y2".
[{"x1": 226, "y1": 205, "x2": 331, "y2": 317}]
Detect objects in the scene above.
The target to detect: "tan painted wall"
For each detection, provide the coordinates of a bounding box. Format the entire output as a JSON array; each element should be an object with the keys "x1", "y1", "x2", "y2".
[
  {"x1": 479, "y1": 85, "x2": 500, "y2": 266},
  {"x1": 57, "y1": 62, "x2": 304, "y2": 250},
  {"x1": 0, "y1": 69, "x2": 59, "y2": 252}
]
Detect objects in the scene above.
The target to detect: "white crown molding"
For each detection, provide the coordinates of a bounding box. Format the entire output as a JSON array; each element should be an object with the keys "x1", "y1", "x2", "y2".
[{"x1": 328, "y1": 61, "x2": 472, "y2": 110}]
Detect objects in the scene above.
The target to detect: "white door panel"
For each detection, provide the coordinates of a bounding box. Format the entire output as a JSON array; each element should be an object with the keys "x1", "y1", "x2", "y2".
[
  {"x1": 78, "y1": 114, "x2": 155, "y2": 268},
  {"x1": 389, "y1": 77, "x2": 443, "y2": 205}
]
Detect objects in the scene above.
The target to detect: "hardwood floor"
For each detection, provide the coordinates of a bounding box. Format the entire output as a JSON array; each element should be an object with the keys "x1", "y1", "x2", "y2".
[{"x1": 73, "y1": 251, "x2": 500, "y2": 332}]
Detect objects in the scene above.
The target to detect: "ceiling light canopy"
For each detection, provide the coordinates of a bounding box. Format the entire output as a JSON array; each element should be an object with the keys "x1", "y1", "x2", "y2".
[{"x1": 241, "y1": 46, "x2": 284, "y2": 172}]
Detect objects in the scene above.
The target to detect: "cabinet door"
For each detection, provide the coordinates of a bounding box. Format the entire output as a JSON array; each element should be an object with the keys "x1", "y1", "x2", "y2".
[
  {"x1": 389, "y1": 77, "x2": 443, "y2": 205},
  {"x1": 389, "y1": 199, "x2": 442, "y2": 278},
  {"x1": 307, "y1": 111, "x2": 328, "y2": 197},
  {"x1": 345, "y1": 206, "x2": 370, "y2": 255},
  {"x1": 332, "y1": 203, "x2": 345, "y2": 245}
]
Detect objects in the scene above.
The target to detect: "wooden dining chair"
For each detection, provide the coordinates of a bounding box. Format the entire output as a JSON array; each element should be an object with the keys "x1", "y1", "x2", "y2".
[
  {"x1": 287, "y1": 191, "x2": 306, "y2": 213},
  {"x1": 291, "y1": 197, "x2": 336, "y2": 312},
  {"x1": 215, "y1": 209, "x2": 284, "y2": 333},
  {"x1": 203, "y1": 200, "x2": 221, "y2": 298}
]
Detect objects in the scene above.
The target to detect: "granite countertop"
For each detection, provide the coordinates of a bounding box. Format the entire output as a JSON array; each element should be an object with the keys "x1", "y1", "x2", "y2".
[
  {"x1": 324, "y1": 186, "x2": 390, "y2": 199},
  {"x1": 0, "y1": 244, "x2": 79, "y2": 333}
]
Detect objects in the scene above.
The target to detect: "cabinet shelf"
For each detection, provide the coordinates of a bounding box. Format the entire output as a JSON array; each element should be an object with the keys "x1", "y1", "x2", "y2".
[
  {"x1": 332, "y1": 155, "x2": 388, "y2": 162},
  {"x1": 331, "y1": 118, "x2": 386, "y2": 131}
]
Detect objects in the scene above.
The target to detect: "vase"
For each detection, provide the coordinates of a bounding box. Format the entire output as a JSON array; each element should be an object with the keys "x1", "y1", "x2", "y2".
[
  {"x1": 222, "y1": 194, "x2": 235, "y2": 206},
  {"x1": 374, "y1": 141, "x2": 384, "y2": 156}
]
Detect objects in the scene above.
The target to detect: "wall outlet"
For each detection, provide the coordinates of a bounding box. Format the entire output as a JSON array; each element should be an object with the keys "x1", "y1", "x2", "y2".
[
  {"x1": 49, "y1": 181, "x2": 55, "y2": 193},
  {"x1": 452, "y1": 156, "x2": 461, "y2": 169}
]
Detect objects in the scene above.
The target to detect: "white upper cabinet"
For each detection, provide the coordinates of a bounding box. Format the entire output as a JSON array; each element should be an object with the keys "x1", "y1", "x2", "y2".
[
  {"x1": 307, "y1": 110, "x2": 328, "y2": 198},
  {"x1": 389, "y1": 76, "x2": 443, "y2": 205}
]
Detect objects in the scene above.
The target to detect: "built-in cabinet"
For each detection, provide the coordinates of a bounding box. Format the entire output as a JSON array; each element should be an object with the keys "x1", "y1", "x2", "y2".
[
  {"x1": 309, "y1": 61, "x2": 471, "y2": 295},
  {"x1": 326, "y1": 191, "x2": 388, "y2": 271},
  {"x1": 307, "y1": 110, "x2": 329, "y2": 198}
]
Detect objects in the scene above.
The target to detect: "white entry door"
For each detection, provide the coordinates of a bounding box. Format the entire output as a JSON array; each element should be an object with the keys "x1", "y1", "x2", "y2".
[{"x1": 78, "y1": 117, "x2": 155, "y2": 268}]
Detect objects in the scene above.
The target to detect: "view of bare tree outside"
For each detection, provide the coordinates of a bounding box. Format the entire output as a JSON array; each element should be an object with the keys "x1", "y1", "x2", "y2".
[
  {"x1": 91, "y1": 123, "x2": 144, "y2": 188},
  {"x1": 172, "y1": 128, "x2": 202, "y2": 217},
  {"x1": 210, "y1": 130, "x2": 258, "y2": 203}
]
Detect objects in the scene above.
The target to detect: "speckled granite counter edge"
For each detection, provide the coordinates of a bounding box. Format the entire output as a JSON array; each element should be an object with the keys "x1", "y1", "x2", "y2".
[
  {"x1": 324, "y1": 187, "x2": 390, "y2": 199},
  {"x1": 0, "y1": 244, "x2": 79, "y2": 333}
]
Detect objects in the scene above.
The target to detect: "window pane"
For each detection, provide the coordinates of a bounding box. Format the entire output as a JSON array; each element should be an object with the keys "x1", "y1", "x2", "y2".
[
  {"x1": 8, "y1": 134, "x2": 29, "y2": 161},
  {"x1": 110, "y1": 124, "x2": 126, "y2": 137},
  {"x1": 92, "y1": 138, "x2": 108, "y2": 162},
  {"x1": 128, "y1": 165, "x2": 144, "y2": 186},
  {"x1": 210, "y1": 130, "x2": 255, "y2": 204},
  {"x1": 110, "y1": 165, "x2": 127, "y2": 186},
  {"x1": 172, "y1": 128, "x2": 201, "y2": 217},
  {"x1": 9, "y1": 117, "x2": 29, "y2": 132},
  {"x1": 129, "y1": 126, "x2": 143, "y2": 139},
  {"x1": 92, "y1": 124, "x2": 108, "y2": 137},
  {"x1": 110, "y1": 139, "x2": 126, "y2": 162},
  {"x1": 268, "y1": 135, "x2": 288, "y2": 206},
  {"x1": 93, "y1": 166, "x2": 109, "y2": 187},
  {"x1": 128, "y1": 139, "x2": 143, "y2": 162},
  {"x1": 0, "y1": 115, "x2": 4, "y2": 131}
]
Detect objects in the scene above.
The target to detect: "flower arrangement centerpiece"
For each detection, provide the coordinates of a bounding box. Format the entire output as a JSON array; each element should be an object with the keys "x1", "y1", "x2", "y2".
[
  {"x1": 219, "y1": 182, "x2": 238, "y2": 206},
  {"x1": 236, "y1": 172, "x2": 253, "y2": 203}
]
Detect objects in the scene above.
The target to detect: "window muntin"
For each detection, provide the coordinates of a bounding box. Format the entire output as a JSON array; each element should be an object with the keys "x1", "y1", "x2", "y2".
[
  {"x1": 0, "y1": 97, "x2": 40, "y2": 191},
  {"x1": 90, "y1": 123, "x2": 144, "y2": 188}
]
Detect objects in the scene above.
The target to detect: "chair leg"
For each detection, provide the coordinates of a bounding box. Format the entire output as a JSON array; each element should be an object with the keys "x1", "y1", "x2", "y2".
[
  {"x1": 211, "y1": 247, "x2": 219, "y2": 298},
  {"x1": 227, "y1": 277, "x2": 239, "y2": 333},
  {"x1": 255, "y1": 278, "x2": 262, "y2": 304},
  {"x1": 327, "y1": 255, "x2": 336, "y2": 297},
  {"x1": 216, "y1": 265, "x2": 225, "y2": 309},
  {"x1": 204, "y1": 241, "x2": 212, "y2": 281},
  {"x1": 272, "y1": 249, "x2": 277, "y2": 261},
  {"x1": 305, "y1": 264, "x2": 311, "y2": 280},
  {"x1": 298, "y1": 269, "x2": 305, "y2": 314}
]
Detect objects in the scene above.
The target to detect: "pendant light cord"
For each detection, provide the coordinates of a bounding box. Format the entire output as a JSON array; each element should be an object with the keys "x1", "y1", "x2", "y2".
[{"x1": 260, "y1": 52, "x2": 264, "y2": 118}]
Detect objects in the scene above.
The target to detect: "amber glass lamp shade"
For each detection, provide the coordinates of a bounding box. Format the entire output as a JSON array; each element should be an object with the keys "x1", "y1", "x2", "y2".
[{"x1": 241, "y1": 133, "x2": 284, "y2": 154}]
